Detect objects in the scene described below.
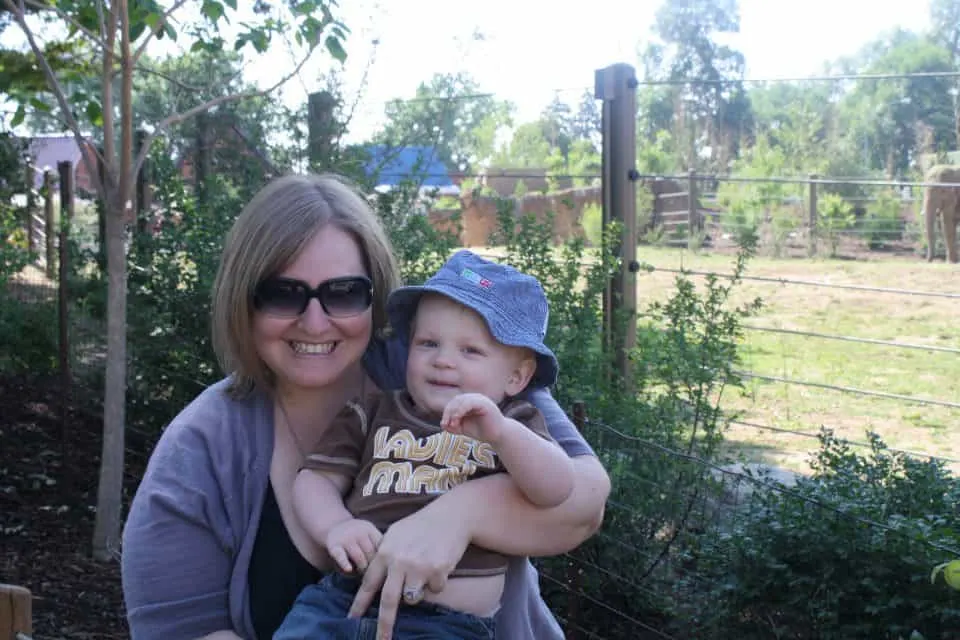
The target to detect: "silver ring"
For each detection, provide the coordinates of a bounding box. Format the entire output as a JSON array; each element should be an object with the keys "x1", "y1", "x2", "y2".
[{"x1": 402, "y1": 585, "x2": 425, "y2": 605}]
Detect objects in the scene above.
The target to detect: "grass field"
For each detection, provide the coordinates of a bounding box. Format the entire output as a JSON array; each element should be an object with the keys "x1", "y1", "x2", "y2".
[{"x1": 632, "y1": 246, "x2": 960, "y2": 476}]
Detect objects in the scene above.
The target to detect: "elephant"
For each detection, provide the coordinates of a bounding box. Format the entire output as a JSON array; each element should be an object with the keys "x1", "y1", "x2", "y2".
[{"x1": 922, "y1": 164, "x2": 960, "y2": 263}]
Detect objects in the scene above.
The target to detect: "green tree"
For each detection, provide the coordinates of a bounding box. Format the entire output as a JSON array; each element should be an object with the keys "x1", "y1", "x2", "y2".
[
  {"x1": 571, "y1": 88, "x2": 601, "y2": 147},
  {"x1": 641, "y1": 0, "x2": 751, "y2": 171},
  {"x1": 0, "y1": 5, "x2": 94, "y2": 112},
  {"x1": 2, "y1": 0, "x2": 348, "y2": 561},
  {"x1": 929, "y1": 0, "x2": 960, "y2": 143},
  {"x1": 373, "y1": 71, "x2": 513, "y2": 172},
  {"x1": 492, "y1": 121, "x2": 552, "y2": 168},
  {"x1": 840, "y1": 30, "x2": 956, "y2": 177},
  {"x1": 748, "y1": 81, "x2": 836, "y2": 172},
  {"x1": 539, "y1": 94, "x2": 573, "y2": 159}
]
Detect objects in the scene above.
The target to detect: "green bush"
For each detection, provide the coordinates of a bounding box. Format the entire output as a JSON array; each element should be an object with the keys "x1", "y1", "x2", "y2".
[
  {"x1": 0, "y1": 133, "x2": 31, "y2": 287},
  {"x1": 862, "y1": 190, "x2": 906, "y2": 250},
  {"x1": 580, "y1": 202, "x2": 602, "y2": 247},
  {"x1": 0, "y1": 294, "x2": 59, "y2": 374},
  {"x1": 689, "y1": 430, "x2": 960, "y2": 639},
  {"x1": 818, "y1": 193, "x2": 856, "y2": 258}
]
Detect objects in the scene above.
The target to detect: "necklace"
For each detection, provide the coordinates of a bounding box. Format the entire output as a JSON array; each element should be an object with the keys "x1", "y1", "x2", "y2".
[{"x1": 276, "y1": 397, "x2": 309, "y2": 461}]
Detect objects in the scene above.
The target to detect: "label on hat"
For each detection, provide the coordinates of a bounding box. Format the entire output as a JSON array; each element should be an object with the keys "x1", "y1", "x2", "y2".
[{"x1": 460, "y1": 267, "x2": 492, "y2": 289}]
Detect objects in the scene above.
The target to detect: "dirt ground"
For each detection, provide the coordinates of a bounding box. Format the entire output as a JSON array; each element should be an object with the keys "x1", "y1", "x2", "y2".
[{"x1": 0, "y1": 374, "x2": 141, "y2": 639}]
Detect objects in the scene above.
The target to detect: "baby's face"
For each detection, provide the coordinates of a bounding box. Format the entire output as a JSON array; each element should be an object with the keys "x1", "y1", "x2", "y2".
[{"x1": 405, "y1": 295, "x2": 532, "y2": 416}]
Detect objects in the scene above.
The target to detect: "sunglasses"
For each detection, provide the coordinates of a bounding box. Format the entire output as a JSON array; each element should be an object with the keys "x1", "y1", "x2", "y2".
[{"x1": 253, "y1": 275, "x2": 373, "y2": 318}]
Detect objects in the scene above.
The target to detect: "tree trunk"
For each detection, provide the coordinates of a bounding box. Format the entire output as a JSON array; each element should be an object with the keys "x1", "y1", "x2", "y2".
[{"x1": 91, "y1": 194, "x2": 127, "y2": 562}]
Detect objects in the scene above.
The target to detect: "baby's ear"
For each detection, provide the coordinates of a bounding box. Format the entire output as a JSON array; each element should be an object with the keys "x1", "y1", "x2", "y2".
[{"x1": 506, "y1": 354, "x2": 537, "y2": 395}]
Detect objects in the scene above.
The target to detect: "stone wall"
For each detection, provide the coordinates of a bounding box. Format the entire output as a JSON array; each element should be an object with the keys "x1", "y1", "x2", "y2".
[
  {"x1": 428, "y1": 186, "x2": 601, "y2": 247},
  {"x1": 426, "y1": 178, "x2": 695, "y2": 247}
]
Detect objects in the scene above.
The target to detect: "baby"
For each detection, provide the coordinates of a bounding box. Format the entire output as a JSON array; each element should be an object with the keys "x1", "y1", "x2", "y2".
[{"x1": 275, "y1": 249, "x2": 575, "y2": 640}]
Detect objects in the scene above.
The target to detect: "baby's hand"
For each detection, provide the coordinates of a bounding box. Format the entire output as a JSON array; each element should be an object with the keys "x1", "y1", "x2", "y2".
[
  {"x1": 325, "y1": 519, "x2": 383, "y2": 575},
  {"x1": 440, "y1": 393, "x2": 507, "y2": 445}
]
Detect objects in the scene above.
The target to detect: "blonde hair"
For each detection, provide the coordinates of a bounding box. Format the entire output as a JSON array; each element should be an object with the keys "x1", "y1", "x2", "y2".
[{"x1": 211, "y1": 173, "x2": 400, "y2": 397}]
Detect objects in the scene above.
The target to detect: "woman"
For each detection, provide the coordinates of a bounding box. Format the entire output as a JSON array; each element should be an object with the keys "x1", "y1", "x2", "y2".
[{"x1": 120, "y1": 173, "x2": 610, "y2": 640}]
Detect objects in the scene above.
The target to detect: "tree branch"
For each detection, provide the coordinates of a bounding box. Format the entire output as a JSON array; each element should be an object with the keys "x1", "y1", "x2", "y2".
[
  {"x1": 134, "y1": 64, "x2": 205, "y2": 93},
  {"x1": 4, "y1": 0, "x2": 108, "y2": 204},
  {"x1": 20, "y1": 0, "x2": 111, "y2": 54},
  {"x1": 131, "y1": 40, "x2": 324, "y2": 182},
  {"x1": 101, "y1": 0, "x2": 119, "y2": 191},
  {"x1": 130, "y1": 0, "x2": 190, "y2": 68},
  {"x1": 230, "y1": 122, "x2": 280, "y2": 176}
]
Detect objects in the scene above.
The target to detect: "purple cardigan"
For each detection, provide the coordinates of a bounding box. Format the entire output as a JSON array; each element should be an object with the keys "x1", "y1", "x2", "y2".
[{"x1": 121, "y1": 338, "x2": 593, "y2": 639}]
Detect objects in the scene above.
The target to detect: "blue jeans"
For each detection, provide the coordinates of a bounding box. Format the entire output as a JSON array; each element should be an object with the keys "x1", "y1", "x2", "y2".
[{"x1": 273, "y1": 573, "x2": 496, "y2": 640}]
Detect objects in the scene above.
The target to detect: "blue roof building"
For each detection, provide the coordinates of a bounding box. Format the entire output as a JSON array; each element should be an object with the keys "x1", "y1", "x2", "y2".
[{"x1": 361, "y1": 144, "x2": 459, "y2": 194}]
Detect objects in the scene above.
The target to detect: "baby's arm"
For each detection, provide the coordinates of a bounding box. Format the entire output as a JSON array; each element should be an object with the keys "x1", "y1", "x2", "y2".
[
  {"x1": 442, "y1": 393, "x2": 574, "y2": 508},
  {"x1": 292, "y1": 469, "x2": 381, "y2": 573}
]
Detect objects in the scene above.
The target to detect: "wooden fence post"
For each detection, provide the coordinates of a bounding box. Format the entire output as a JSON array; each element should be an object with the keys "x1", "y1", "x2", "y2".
[
  {"x1": 24, "y1": 161, "x2": 35, "y2": 254},
  {"x1": 687, "y1": 167, "x2": 698, "y2": 248},
  {"x1": 0, "y1": 584, "x2": 32, "y2": 640},
  {"x1": 595, "y1": 63, "x2": 638, "y2": 385},
  {"x1": 57, "y1": 161, "x2": 74, "y2": 456},
  {"x1": 43, "y1": 171, "x2": 56, "y2": 279},
  {"x1": 195, "y1": 111, "x2": 211, "y2": 207},
  {"x1": 808, "y1": 173, "x2": 818, "y2": 257},
  {"x1": 308, "y1": 90, "x2": 338, "y2": 172}
]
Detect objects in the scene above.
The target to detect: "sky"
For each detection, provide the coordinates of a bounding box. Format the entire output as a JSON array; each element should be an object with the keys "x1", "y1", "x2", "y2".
[
  {"x1": 249, "y1": 0, "x2": 936, "y2": 143},
  {"x1": 1, "y1": 0, "x2": 937, "y2": 142}
]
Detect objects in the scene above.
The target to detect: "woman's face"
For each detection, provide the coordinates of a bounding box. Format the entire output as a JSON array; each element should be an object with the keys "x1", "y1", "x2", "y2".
[{"x1": 252, "y1": 224, "x2": 373, "y2": 396}]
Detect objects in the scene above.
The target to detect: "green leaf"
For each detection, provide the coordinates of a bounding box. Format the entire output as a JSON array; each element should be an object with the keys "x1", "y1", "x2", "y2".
[
  {"x1": 223, "y1": 0, "x2": 238, "y2": 8},
  {"x1": 251, "y1": 30, "x2": 270, "y2": 53},
  {"x1": 201, "y1": 0, "x2": 225, "y2": 22},
  {"x1": 325, "y1": 35, "x2": 346, "y2": 63},
  {"x1": 292, "y1": 0, "x2": 316, "y2": 15},
  {"x1": 130, "y1": 19, "x2": 148, "y2": 41},
  {"x1": 11, "y1": 104, "x2": 25, "y2": 128},
  {"x1": 29, "y1": 97, "x2": 51, "y2": 113},
  {"x1": 85, "y1": 100, "x2": 103, "y2": 127}
]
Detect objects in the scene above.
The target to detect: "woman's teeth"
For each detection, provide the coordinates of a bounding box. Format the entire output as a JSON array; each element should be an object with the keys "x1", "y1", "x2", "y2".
[{"x1": 291, "y1": 341, "x2": 335, "y2": 354}]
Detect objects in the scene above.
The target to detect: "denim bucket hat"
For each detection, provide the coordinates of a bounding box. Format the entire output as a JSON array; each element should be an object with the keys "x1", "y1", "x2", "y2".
[{"x1": 387, "y1": 250, "x2": 559, "y2": 388}]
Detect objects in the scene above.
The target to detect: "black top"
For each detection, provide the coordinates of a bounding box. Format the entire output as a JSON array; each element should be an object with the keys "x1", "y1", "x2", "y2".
[{"x1": 248, "y1": 481, "x2": 323, "y2": 639}]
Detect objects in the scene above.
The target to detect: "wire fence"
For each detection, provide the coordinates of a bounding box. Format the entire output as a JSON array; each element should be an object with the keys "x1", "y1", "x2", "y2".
[{"x1": 535, "y1": 408, "x2": 960, "y2": 638}]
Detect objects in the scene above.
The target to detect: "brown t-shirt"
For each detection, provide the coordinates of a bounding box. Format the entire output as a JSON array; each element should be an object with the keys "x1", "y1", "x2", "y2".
[{"x1": 302, "y1": 389, "x2": 554, "y2": 577}]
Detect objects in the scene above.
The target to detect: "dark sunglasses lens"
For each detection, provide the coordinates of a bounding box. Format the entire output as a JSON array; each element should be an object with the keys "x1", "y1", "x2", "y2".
[
  {"x1": 254, "y1": 279, "x2": 306, "y2": 316},
  {"x1": 322, "y1": 278, "x2": 372, "y2": 317}
]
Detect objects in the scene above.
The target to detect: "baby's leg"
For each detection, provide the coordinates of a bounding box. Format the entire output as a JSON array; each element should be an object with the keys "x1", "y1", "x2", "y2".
[
  {"x1": 391, "y1": 600, "x2": 496, "y2": 640},
  {"x1": 272, "y1": 574, "x2": 361, "y2": 639}
]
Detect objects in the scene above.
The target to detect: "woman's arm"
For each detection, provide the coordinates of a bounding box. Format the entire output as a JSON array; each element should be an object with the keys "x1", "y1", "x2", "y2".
[
  {"x1": 122, "y1": 419, "x2": 239, "y2": 640},
  {"x1": 434, "y1": 453, "x2": 607, "y2": 555}
]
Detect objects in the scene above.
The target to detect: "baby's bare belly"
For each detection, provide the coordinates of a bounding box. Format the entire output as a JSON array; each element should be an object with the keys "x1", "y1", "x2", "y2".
[{"x1": 424, "y1": 573, "x2": 505, "y2": 617}]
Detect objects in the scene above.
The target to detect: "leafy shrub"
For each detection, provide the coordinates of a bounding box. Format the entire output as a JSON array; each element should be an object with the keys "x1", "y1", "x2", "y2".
[
  {"x1": 690, "y1": 430, "x2": 960, "y2": 639},
  {"x1": 0, "y1": 133, "x2": 31, "y2": 287},
  {"x1": 0, "y1": 294, "x2": 58, "y2": 374},
  {"x1": 862, "y1": 189, "x2": 906, "y2": 250},
  {"x1": 818, "y1": 193, "x2": 856, "y2": 257},
  {"x1": 580, "y1": 202, "x2": 602, "y2": 247}
]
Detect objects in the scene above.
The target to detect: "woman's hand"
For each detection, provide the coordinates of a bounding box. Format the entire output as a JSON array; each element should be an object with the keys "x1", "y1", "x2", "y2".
[{"x1": 348, "y1": 503, "x2": 472, "y2": 640}]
